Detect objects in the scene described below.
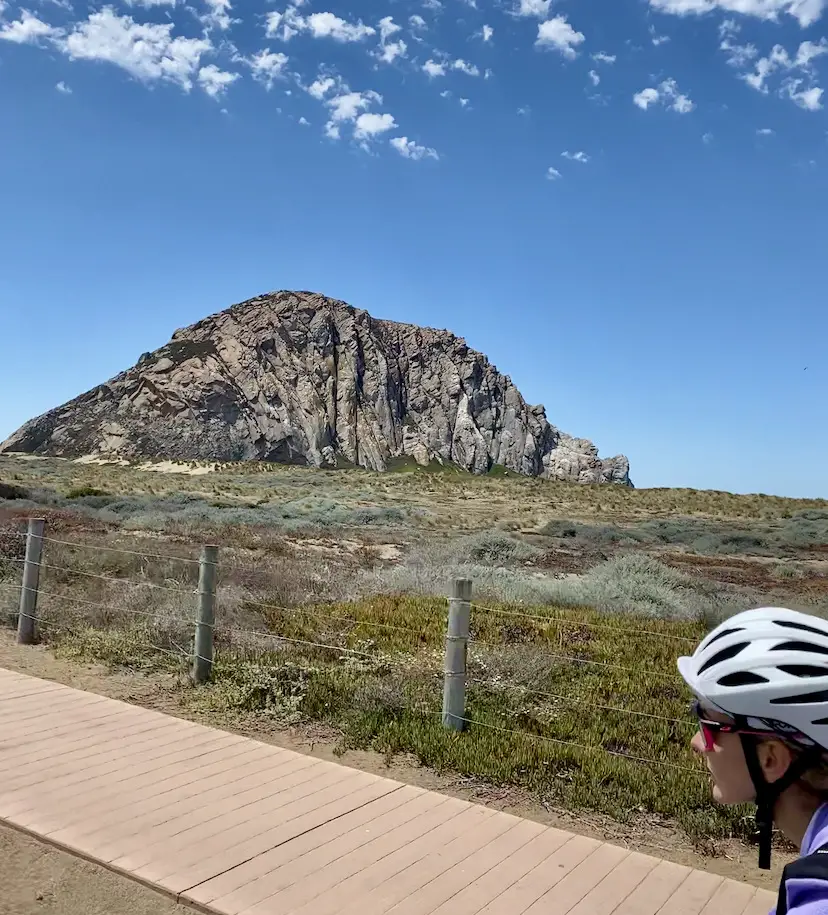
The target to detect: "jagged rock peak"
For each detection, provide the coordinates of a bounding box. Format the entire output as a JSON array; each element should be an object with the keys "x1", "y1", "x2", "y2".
[{"x1": 0, "y1": 290, "x2": 632, "y2": 485}]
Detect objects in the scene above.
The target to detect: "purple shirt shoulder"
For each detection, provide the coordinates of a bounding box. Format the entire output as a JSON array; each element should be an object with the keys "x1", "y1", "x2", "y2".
[{"x1": 773, "y1": 804, "x2": 828, "y2": 915}]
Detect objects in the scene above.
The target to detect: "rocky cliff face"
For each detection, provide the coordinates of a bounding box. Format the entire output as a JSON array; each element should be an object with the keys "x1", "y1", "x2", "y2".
[{"x1": 0, "y1": 291, "x2": 631, "y2": 485}]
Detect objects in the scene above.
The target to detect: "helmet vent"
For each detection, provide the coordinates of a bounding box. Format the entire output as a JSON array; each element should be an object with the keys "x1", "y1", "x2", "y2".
[
  {"x1": 699, "y1": 627, "x2": 744, "y2": 653},
  {"x1": 718, "y1": 671, "x2": 768, "y2": 686},
  {"x1": 698, "y1": 642, "x2": 749, "y2": 675},
  {"x1": 770, "y1": 689, "x2": 828, "y2": 705},
  {"x1": 775, "y1": 620, "x2": 828, "y2": 637},
  {"x1": 778, "y1": 664, "x2": 827, "y2": 678},
  {"x1": 770, "y1": 641, "x2": 828, "y2": 656}
]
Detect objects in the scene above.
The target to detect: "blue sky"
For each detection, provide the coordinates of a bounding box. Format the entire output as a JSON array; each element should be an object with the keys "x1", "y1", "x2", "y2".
[{"x1": 1, "y1": 0, "x2": 826, "y2": 497}]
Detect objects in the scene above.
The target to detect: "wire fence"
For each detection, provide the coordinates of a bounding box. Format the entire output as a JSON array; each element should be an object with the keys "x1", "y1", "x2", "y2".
[{"x1": 0, "y1": 519, "x2": 704, "y2": 785}]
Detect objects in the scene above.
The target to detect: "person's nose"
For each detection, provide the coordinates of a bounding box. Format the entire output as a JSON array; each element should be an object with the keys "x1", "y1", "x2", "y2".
[{"x1": 690, "y1": 730, "x2": 707, "y2": 756}]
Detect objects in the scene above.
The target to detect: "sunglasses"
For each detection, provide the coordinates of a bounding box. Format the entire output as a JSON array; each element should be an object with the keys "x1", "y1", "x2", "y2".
[{"x1": 691, "y1": 700, "x2": 770, "y2": 752}]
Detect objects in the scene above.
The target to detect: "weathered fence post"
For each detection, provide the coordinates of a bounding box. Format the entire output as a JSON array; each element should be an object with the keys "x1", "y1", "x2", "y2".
[
  {"x1": 17, "y1": 518, "x2": 45, "y2": 645},
  {"x1": 443, "y1": 578, "x2": 472, "y2": 731},
  {"x1": 193, "y1": 545, "x2": 218, "y2": 683}
]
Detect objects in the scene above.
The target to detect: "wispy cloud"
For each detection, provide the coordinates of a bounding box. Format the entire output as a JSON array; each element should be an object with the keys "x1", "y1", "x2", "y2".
[
  {"x1": 633, "y1": 77, "x2": 695, "y2": 113},
  {"x1": 647, "y1": 0, "x2": 826, "y2": 28},
  {"x1": 390, "y1": 136, "x2": 439, "y2": 160}
]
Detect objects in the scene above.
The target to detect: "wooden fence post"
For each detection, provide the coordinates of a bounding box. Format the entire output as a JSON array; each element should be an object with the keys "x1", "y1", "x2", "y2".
[
  {"x1": 443, "y1": 578, "x2": 472, "y2": 731},
  {"x1": 193, "y1": 545, "x2": 218, "y2": 683},
  {"x1": 17, "y1": 518, "x2": 45, "y2": 645}
]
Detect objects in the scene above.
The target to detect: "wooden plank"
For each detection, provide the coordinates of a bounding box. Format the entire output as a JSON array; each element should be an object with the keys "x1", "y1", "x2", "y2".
[{"x1": 0, "y1": 667, "x2": 773, "y2": 915}]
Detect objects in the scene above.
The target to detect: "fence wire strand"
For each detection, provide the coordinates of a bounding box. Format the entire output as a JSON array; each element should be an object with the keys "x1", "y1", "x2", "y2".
[
  {"x1": 467, "y1": 678, "x2": 692, "y2": 728},
  {"x1": 25, "y1": 533, "x2": 202, "y2": 565},
  {"x1": 469, "y1": 641, "x2": 680, "y2": 679},
  {"x1": 237, "y1": 595, "x2": 429, "y2": 637},
  {"x1": 448, "y1": 713, "x2": 706, "y2": 776},
  {"x1": 472, "y1": 602, "x2": 697, "y2": 645},
  {"x1": 36, "y1": 562, "x2": 195, "y2": 595},
  {"x1": 0, "y1": 524, "x2": 707, "y2": 781}
]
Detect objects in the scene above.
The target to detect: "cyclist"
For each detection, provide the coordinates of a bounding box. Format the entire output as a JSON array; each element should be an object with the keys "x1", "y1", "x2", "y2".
[{"x1": 679, "y1": 606, "x2": 828, "y2": 914}]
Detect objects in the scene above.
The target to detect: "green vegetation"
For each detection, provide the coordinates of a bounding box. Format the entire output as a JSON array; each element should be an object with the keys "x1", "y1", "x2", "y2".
[
  {"x1": 2, "y1": 451, "x2": 828, "y2": 856},
  {"x1": 53, "y1": 595, "x2": 734, "y2": 843}
]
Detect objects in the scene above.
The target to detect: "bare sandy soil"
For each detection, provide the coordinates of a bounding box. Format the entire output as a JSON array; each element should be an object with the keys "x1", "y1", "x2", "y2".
[{"x1": 0, "y1": 821, "x2": 190, "y2": 915}]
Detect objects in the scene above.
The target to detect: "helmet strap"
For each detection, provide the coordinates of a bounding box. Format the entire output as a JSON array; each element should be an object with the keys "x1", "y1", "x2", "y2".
[{"x1": 740, "y1": 735, "x2": 820, "y2": 870}]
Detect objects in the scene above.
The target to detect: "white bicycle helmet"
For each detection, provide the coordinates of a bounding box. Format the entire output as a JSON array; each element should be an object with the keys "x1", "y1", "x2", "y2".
[
  {"x1": 679, "y1": 606, "x2": 828, "y2": 750},
  {"x1": 679, "y1": 606, "x2": 828, "y2": 869}
]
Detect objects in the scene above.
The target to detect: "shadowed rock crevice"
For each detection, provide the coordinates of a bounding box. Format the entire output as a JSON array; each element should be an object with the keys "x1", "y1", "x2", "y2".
[{"x1": 0, "y1": 290, "x2": 632, "y2": 485}]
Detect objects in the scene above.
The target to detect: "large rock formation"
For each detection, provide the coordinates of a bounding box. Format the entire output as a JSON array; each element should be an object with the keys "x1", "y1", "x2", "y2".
[{"x1": 0, "y1": 291, "x2": 632, "y2": 485}]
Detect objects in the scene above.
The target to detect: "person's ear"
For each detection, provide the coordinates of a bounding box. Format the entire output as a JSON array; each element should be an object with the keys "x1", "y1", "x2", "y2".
[{"x1": 757, "y1": 739, "x2": 795, "y2": 784}]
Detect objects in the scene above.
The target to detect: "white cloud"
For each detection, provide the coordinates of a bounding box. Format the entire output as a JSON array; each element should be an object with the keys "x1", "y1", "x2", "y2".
[
  {"x1": 378, "y1": 38, "x2": 406, "y2": 62},
  {"x1": 409, "y1": 14, "x2": 427, "y2": 30},
  {"x1": 647, "y1": 0, "x2": 826, "y2": 27},
  {"x1": 650, "y1": 25, "x2": 670, "y2": 45},
  {"x1": 422, "y1": 0, "x2": 442, "y2": 8},
  {"x1": 633, "y1": 78, "x2": 695, "y2": 112},
  {"x1": 517, "y1": 105, "x2": 530, "y2": 115},
  {"x1": 481, "y1": 24, "x2": 493, "y2": 41},
  {"x1": 200, "y1": 0, "x2": 234, "y2": 31},
  {"x1": 55, "y1": 80, "x2": 72, "y2": 93},
  {"x1": 588, "y1": 69, "x2": 600, "y2": 85},
  {"x1": 516, "y1": 0, "x2": 551, "y2": 17},
  {"x1": 62, "y1": 8, "x2": 211, "y2": 91},
  {"x1": 592, "y1": 51, "x2": 616, "y2": 64},
  {"x1": 354, "y1": 111, "x2": 396, "y2": 140},
  {"x1": 702, "y1": 131, "x2": 713, "y2": 143},
  {"x1": 672, "y1": 92, "x2": 695, "y2": 113},
  {"x1": 718, "y1": 19, "x2": 758, "y2": 66},
  {"x1": 378, "y1": 16, "x2": 400, "y2": 41},
  {"x1": 323, "y1": 87, "x2": 383, "y2": 140},
  {"x1": 452, "y1": 58, "x2": 479, "y2": 76},
  {"x1": 298, "y1": 115, "x2": 310, "y2": 125},
  {"x1": 459, "y1": 96, "x2": 469, "y2": 106},
  {"x1": 375, "y1": 16, "x2": 406, "y2": 63},
  {"x1": 757, "y1": 126, "x2": 775, "y2": 133},
  {"x1": 246, "y1": 48, "x2": 288, "y2": 89},
  {"x1": 561, "y1": 150, "x2": 589, "y2": 162},
  {"x1": 198, "y1": 63, "x2": 239, "y2": 97},
  {"x1": 264, "y1": 10, "x2": 297, "y2": 40},
  {"x1": 390, "y1": 136, "x2": 439, "y2": 160},
  {"x1": 546, "y1": 166, "x2": 562, "y2": 180},
  {"x1": 265, "y1": 7, "x2": 374, "y2": 43},
  {"x1": 535, "y1": 16, "x2": 585, "y2": 59},
  {"x1": 742, "y1": 39, "x2": 826, "y2": 108},
  {"x1": 124, "y1": 0, "x2": 176, "y2": 7},
  {"x1": 423, "y1": 58, "x2": 446, "y2": 77},
  {"x1": 796, "y1": 37, "x2": 828, "y2": 65},
  {"x1": 307, "y1": 11, "x2": 374, "y2": 41},
  {"x1": 0, "y1": 10, "x2": 63, "y2": 45},
  {"x1": 307, "y1": 75, "x2": 336, "y2": 98},
  {"x1": 785, "y1": 79, "x2": 824, "y2": 108},
  {"x1": 633, "y1": 87, "x2": 660, "y2": 109}
]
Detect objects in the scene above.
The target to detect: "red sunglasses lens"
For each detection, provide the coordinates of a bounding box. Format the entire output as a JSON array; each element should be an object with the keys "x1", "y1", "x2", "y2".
[{"x1": 699, "y1": 721, "x2": 717, "y2": 751}]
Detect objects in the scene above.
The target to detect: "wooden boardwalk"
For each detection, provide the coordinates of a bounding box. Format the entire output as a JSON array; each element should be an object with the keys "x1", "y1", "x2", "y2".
[{"x1": 0, "y1": 667, "x2": 774, "y2": 915}]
